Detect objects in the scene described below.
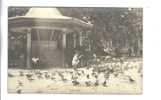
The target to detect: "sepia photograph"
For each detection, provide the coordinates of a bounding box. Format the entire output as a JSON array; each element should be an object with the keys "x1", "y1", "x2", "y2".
[{"x1": 8, "y1": 7, "x2": 143, "y2": 94}]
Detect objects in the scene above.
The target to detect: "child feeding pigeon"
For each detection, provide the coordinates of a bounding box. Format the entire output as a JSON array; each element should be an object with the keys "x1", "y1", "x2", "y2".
[{"x1": 72, "y1": 51, "x2": 83, "y2": 70}]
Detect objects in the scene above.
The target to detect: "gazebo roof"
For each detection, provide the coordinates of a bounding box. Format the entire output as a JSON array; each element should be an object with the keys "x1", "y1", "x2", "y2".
[
  {"x1": 25, "y1": 8, "x2": 70, "y2": 19},
  {"x1": 9, "y1": 8, "x2": 93, "y2": 32}
]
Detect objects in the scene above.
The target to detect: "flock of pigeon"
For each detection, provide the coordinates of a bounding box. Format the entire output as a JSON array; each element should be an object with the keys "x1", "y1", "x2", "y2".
[{"x1": 8, "y1": 57, "x2": 142, "y2": 94}]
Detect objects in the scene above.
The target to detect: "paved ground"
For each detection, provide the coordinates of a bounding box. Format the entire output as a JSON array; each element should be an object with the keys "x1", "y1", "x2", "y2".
[{"x1": 8, "y1": 57, "x2": 142, "y2": 94}]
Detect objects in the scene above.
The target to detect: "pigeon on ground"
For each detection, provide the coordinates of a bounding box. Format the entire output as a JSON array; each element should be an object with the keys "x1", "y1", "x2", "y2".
[
  {"x1": 35, "y1": 71, "x2": 43, "y2": 75},
  {"x1": 71, "y1": 75, "x2": 78, "y2": 80},
  {"x1": 51, "y1": 76, "x2": 55, "y2": 80},
  {"x1": 114, "y1": 73, "x2": 119, "y2": 77},
  {"x1": 103, "y1": 80, "x2": 108, "y2": 87},
  {"x1": 60, "y1": 74, "x2": 68, "y2": 82},
  {"x1": 17, "y1": 80, "x2": 23, "y2": 87},
  {"x1": 86, "y1": 74, "x2": 90, "y2": 79},
  {"x1": 27, "y1": 77, "x2": 35, "y2": 82},
  {"x1": 81, "y1": 70, "x2": 85, "y2": 75},
  {"x1": 85, "y1": 81, "x2": 91, "y2": 87},
  {"x1": 77, "y1": 72, "x2": 82, "y2": 76},
  {"x1": 94, "y1": 75, "x2": 98, "y2": 79},
  {"x1": 8, "y1": 73, "x2": 14, "y2": 77},
  {"x1": 16, "y1": 89, "x2": 22, "y2": 94},
  {"x1": 94, "y1": 80, "x2": 99, "y2": 86},
  {"x1": 128, "y1": 76, "x2": 135, "y2": 83},
  {"x1": 37, "y1": 74, "x2": 43, "y2": 79},
  {"x1": 44, "y1": 73, "x2": 50, "y2": 79},
  {"x1": 104, "y1": 72, "x2": 110, "y2": 79},
  {"x1": 26, "y1": 73, "x2": 35, "y2": 82},
  {"x1": 26, "y1": 73, "x2": 33, "y2": 78},
  {"x1": 57, "y1": 72, "x2": 68, "y2": 82},
  {"x1": 19, "y1": 71, "x2": 24, "y2": 76},
  {"x1": 72, "y1": 80, "x2": 80, "y2": 86}
]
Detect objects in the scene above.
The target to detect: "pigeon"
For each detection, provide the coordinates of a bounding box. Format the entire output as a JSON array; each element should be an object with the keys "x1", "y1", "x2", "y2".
[
  {"x1": 81, "y1": 70, "x2": 85, "y2": 75},
  {"x1": 104, "y1": 72, "x2": 110, "y2": 79},
  {"x1": 91, "y1": 72, "x2": 95, "y2": 76},
  {"x1": 58, "y1": 72, "x2": 63, "y2": 77},
  {"x1": 26, "y1": 73, "x2": 33, "y2": 79},
  {"x1": 60, "y1": 75, "x2": 68, "y2": 82},
  {"x1": 140, "y1": 73, "x2": 143, "y2": 77},
  {"x1": 69, "y1": 71, "x2": 73, "y2": 74},
  {"x1": 8, "y1": 73, "x2": 14, "y2": 77},
  {"x1": 103, "y1": 80, "x2": 107, "y2": 87},
  {"x1": 128, "y1": 76, "x2": 135, "y2": 83},
  {"x1": 105, "y1": 56, "x2": 111, "y2": 61},
  {"x1": 94, "y1": 75, "x2": 98, "y2": 79},
  {"x1": 27, "y1": 77, "x2": 35, "y2": 82},
  {"x1": 26, "y1": 73, "x2": 35, "y2": 82},
  {"x1": 35, "y1": 71, "x2": 43, "y2": 78},
  {"x1": 37, "y1": 74, "x2": 43, "y2": 79},
  {"x1": 109, "y1": 68, "x2": 114, "y2": 74},
  {"x1": 71, "y1": 75, "x2": 78, "y2": 80},
  {"x1": 35, "y1": 71, "x2": 43, "y2": 75},
  {"x1": 77, "y1": 72, "x2": 82, "y2": 76},
  {"x1": 19, "y1": 71, "x2": 24, "y2": 76},
  {"x1": 57, "y1": 72, "x2": 68, "y2": 82},
  {"x1": 17, "y1": 80, "x2": 23, "y2": 87},
  {"x1": 16, "y1": 89, "x2": 22, "y2": 94},
  {"x1": 86, "y1": 74, "x2": 90, "y2": 79},
  {"x1": 51, "y1": 76, "x2": 55, "y2": 80},
  {"x1": 94, "y1": 80, "x2": 99, "y2": 86},
  {"x1": 44, "y1": 73, "x2": 50, "y2": 79},
  {"x1": 72, "y1": 80, "x2": 80, "y2": 86},
  {"x1": 85, "y1": 81, "x2": 91, "y2": 87},
  {"x1": 114, "y1": 73, "x2": 119, "y2": 77}
]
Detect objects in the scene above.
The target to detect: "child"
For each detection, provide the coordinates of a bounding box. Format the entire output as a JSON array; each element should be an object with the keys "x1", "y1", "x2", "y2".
[
  {"x1": 32, "y1": 56, "x2": 40, "y2": 68},
  {"x1": 72, "y1": 52, "x2": 83, "y2": 69}
]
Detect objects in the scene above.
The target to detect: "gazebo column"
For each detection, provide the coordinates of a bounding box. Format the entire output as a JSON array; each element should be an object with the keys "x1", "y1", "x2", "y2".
[
  {"x1": 87, "y1": 30, "x2": 91, "y2": 51},
  {"x1": 62, "y1": 32, "x2": 66, "y2": 67},
  {"x1": 73, "y1": 33, "x2": 77, "y2": 48},
  {"x1": 79, "y1": 32, "x2": 83, "y2": 46},
  {"x1": 62, "y1": 33, "x2": 66, "y2": 48},
  {"x1": 26, "y1": 28, "x2": 32, "y2": 68}
]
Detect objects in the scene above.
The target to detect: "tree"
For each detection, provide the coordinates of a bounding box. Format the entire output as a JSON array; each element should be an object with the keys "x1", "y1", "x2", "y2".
[{"x1": 8, "y1": 7, "x2": 143, "y2": 56}]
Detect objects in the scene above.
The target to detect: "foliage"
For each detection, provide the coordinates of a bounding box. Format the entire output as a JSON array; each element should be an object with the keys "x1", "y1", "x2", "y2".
[{"x1": 8, "y1": 7, "x2": 143, "y2": 56}]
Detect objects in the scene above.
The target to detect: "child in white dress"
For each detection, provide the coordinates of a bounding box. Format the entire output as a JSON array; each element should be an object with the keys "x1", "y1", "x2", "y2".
[{"x1": 72, "y1": 52, "x2": 83, "y2": 69}]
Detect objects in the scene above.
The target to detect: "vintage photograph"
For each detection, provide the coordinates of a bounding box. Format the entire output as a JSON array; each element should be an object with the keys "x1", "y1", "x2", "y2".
[{"x1": 8, "y1": 7, "x2": 143, "y2": 94}]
